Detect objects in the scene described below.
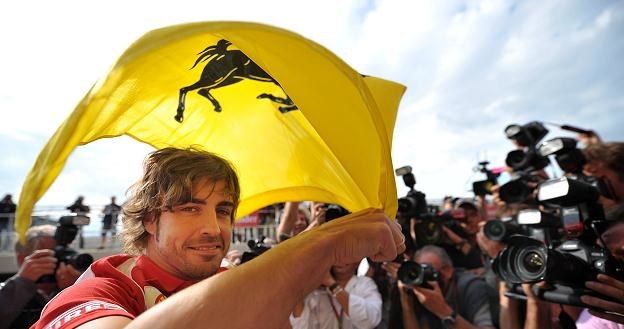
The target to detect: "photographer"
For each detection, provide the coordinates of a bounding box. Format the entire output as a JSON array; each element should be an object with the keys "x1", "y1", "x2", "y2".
[
  {"x1": 583, "y1": 142, "x2": 624, "y2": 208},
  {"x1": 441, "y1": 201, "x2": 485, "y2": 272},
  {"x1": 276, "y1": 201, "x2": 313, "y2": 242},
  {"x1": 398, "y1": 245, "x2": 496, "y2": 329},
  {"x1": 290, "y1": 260, "x2": 382, "y2": 329},
  {"x1": 0, "y1": 225, "x2": 81, "y2": 329}
]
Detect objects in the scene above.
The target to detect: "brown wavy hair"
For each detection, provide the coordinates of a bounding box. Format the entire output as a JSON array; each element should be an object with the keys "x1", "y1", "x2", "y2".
[{"x1": 121, "y1": 147, "x2": 240, "y2": 254}]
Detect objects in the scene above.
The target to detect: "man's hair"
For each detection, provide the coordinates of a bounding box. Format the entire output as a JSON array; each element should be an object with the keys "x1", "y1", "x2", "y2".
[
  {"x1": 414, "y1": 245, "x2": 453, "y2": 269},
  {"x1": 457, "y1": 201, "x2": 478, "y2": 213},
  {"x1": 121, "y1": 147, "x2": 240, "y2": 254},
  {"x1": 15, "y1": 224, "x2": 56, "y2": 254},
  {"x1": 583, "y1": 142, "x2": 624, "y2": 180}
]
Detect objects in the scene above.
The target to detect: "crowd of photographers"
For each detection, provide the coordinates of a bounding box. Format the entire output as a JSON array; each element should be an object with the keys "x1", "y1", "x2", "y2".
[{"x1": 266, "y1": 122, "x2": 624, "y2": 329}]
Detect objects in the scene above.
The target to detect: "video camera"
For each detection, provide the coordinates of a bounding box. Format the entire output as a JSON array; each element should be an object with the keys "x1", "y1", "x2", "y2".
[
  {"x1": 492, "y1": 176, "x2": 624, "y2": 310},
  {"x1": 38, "y1": 215, "x2": 94, "y2": 283},
  {"x1": 499, "y1": 121, "x2": 551, "y2": 204},
  {"x1": 472, "y1": 161, "x2": 500, "y2": 196}
]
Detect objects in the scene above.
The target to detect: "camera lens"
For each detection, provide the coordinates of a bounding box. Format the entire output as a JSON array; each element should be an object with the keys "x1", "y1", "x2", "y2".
[
  {"x1": 499, "y1": 180, "x2": 530, "y2": 204},
  {"x1": 397, "y1": 261, "x2": 424, "y2": 286},
  {"x1": 484, "y1": 220, "x2": 506, "y2": 241},
  {"x1": 514, "y1": 246, "x2": 547, "y2": 282},
  {"x1": 72, "y1": 253, "x2": 94, "y2": 272}
]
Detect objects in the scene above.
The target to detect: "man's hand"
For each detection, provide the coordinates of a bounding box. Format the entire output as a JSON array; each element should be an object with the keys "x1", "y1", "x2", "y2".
[
  {"x1": 476, "y1": 223, "x2": 505, "y2": 259},
  {"x1": 412, "y1": 281, "x2": 453, "y2": 319},
  {"x1": 17, "y1": 249, "x2": 57, "y2": 282},
  {"x1": 316, "y1": 208, "x2": 405, "y2": 265},
  {"x1": 582, "y1": 274, "x2": 624, "y2": 324},
  {"x1": 310, "y1": 202, "x2": 327, "y2": 226},
  {"x1": 55, "y1": 262, "x2": 82, "y2": 289},
  {"x1": 381, "y1": 261, "x2": 401, "y2": 281},
  {"x1": 321, "y1": 271, "x2": 336, "y2": 288}
]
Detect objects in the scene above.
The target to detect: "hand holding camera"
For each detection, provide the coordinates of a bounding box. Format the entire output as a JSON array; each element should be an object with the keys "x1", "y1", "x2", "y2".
[
  {"x1": 18, "y1": 249, "x2": 57, "y2": 282},
  {"x1": 583, "y1": 274, "x2": 624, "y2": 324}
]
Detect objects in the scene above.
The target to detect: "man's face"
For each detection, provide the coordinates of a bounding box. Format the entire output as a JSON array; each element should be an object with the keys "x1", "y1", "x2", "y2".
[
  {"x1": 144, "y1": 178, "x2": 235, "y2": 281},
  {"x1": 464, "y1": 209, "x2": 481, "y2": 235},
  {"x1": 292, "y1": 210, "x2": 308, "y2": 236},
  {"x1": 601, "y1": 223, "x2": 624, "y2": 262},
  {"x1": 331, "y1": 262, "x2": 359, "y2": 279},
  {"x1": 585, "y1": 163, "x2": 624, "y2": 202}
]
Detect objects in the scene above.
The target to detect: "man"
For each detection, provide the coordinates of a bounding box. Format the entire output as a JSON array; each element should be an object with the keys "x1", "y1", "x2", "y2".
[
  {"x1": 583, "y1": 142, "x2": 624, "y2": 207},
  {"x1": 0, "y1": 225, "x2": 81, "y2": 329},
  {"x1": 439, "y1": 201, "x2": 484, "y2": 271},
  {"x1": 67, "y1": 196, "x2": 90, "y2": 215},
  {"x1": 398, "y1": 245, "x2": 496, "y2": 329},
  {"x1": 0, "y1": 194, "x2": 16, "y2": 250},
  {"x1": 290, "y1": 260, "x2": 382, "y2": 329},
  {"x1": 99, "y1": 196, "x2": 121, "y2": 249},
  {"x1": 33, "y1": 147, "x2": 404, "y2": 329}
]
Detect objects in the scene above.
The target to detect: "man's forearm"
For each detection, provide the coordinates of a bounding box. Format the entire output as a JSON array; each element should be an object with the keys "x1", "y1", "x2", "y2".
[{"x1": 127, "y1": 227, "x2": 336, "y2": 329}]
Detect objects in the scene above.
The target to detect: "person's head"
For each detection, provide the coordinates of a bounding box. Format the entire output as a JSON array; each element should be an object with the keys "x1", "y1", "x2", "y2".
[
  {"x1": 111, "y1": 196, "x2": 116, "y2": 204},
  {"x1": 15, "y1": 225, "x2": 56, "y2": 265},
  {"x1": 583, "y1": 142, "x2": 624, "y2": 202},
  {"x1": 2, "y1": 194, "x2": 12, "y2": 203},
  {"x1": 601, "y1": 205, "x2": 624, "y2": 261},
  {"x1": 121, "y1": 147, "x2": 240, "y2": 280},
  {"x1": 331, "y1": 260, "x2": 360, "y2": 281},
  {"x1": 292, "y1": 204, "x2": 310, "y2": 236},
  {"x1": 457, "y1": 201, "x2": 480, "y2": 235},
  {"x1": 414, "y1": 245, "x2": 454, "y2": 289}
]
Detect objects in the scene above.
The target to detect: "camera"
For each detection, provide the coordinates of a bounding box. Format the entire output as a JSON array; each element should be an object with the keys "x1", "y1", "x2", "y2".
[
  {"x1": 472, "y1": 161, "x2": 500, "y2": 196},
  {"x1": 323, "y1": 204, "x2": 350, "y2": 222},
  {"x1": 241, "y1": 237, "x2": 271, "y2": 264},
  {"x1": 397, "y1": 261, "x2": 440, "y2": 289},
  {"x1": 504, "y1": 121, "x2": 549, "y2": 148},
  {"x1": 492, "y1": 176, "x2": 624, "y2": 310},
  {"x1": 395, "y1": 166, "x2": 428, "y2": 219},
  {"x1": 38, "y1": 215, "x2": 94, "y2": 283},
  {"x1": 414, "y1": 209, "x2": 469, "y2": 246}
]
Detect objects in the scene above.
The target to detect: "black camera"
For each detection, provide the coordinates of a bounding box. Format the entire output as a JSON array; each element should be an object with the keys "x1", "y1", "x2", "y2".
[
  {"x1": 38, "y1": 215, "x2": 94, "y2": 283},
  {"x1": 397, "y1": 261, "x2": 440, "y2": 289},
  {"x1": 395, "y1": 166, "x2": 428, "y2": 219},
  {"x1": 415, "y1": 210, "x2": 469, "y2": 246},
  {"x1": 241, "y1": 237, "x2": 271, "y2": 264},
  {"x1": 493, "y1": 176, "x2": 624, "y2": 310},
  {"x1": 504, "y1": 121, "x2": 549, "y2": 148},
  {"x1": 323, "y1": 204, "x2": 350, "y2": 222},
  {"x1": 472, "y1": 161, "x2": 500, "y2": 196}
]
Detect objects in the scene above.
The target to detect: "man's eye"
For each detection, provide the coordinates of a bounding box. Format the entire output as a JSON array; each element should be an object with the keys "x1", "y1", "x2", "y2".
[
  {"x1": 180, "y1": 206, "x2": 199, "y2": 213},
  {"x1": 217, "y1": 208, "x2": 232, "y2": 217}
]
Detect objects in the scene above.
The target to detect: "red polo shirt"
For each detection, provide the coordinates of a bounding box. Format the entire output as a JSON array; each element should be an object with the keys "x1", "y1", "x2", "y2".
[{"x1": 32, "y1": 254, "x2": 214, "y2": 329}]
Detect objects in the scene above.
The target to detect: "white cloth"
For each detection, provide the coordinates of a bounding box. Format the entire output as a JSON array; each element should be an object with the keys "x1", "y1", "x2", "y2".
[{"x1": 290, "y1": 276, "x2": 382, "y2": 329}]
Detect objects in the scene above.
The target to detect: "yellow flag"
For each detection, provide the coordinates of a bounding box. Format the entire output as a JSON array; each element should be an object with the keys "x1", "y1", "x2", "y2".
[{"x1": 16, "y1": 21, "x2": 405, "y2": 244}]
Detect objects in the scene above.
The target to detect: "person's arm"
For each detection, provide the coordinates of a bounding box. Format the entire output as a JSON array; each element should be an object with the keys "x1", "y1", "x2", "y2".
[
  {"x1": 498, "y1": 282, "x2": 520, "y2": 329},
  {"x1": 581, "y1": 274, "x2": 624, "y2": 324},
  {"x1": 522, "y1": 283, "x2": 551, "y2": 329},
  {"x1": 412, "y1": 281, "x2": 495, "y2": 329},
  {"x1": 442, "y1": 226, "x2": 472, "y2": 255},
  {"x1": 398, "y1": 281, "x2": 421, "y2": 329},
  {"x1": 0, "y1": 275, "x2": 38, "y2": 329},
  {"x1": 276, "y1": 202, "x2": 300, "y2": 241},
  {"x1": 303, "y1": 202, "x2": 326, "y2": 232},
  {"x1": 81, "y1": 208, "x2": 404, "y2": 329}
]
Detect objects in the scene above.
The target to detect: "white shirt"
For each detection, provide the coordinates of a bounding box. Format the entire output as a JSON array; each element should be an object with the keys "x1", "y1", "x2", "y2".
[{"x1": 290, "y1": 275, "x2": 382, "y2": 329}]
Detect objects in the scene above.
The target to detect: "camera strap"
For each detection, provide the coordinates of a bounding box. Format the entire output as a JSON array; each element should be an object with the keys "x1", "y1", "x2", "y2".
[{"x1": 326, "y1": 294, "x2": 343, "y2": 329}]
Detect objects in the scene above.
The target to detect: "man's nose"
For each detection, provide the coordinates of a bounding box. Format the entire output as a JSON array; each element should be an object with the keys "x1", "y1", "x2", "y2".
[{"x1": 199, "y1": 210, "x2": 221, "y2": 235}]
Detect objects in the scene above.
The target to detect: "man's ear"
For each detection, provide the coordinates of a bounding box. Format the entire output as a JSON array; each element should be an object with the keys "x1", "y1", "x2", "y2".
[{"x1": 143, "y1": 214, "x2": 157, "y2": 235}]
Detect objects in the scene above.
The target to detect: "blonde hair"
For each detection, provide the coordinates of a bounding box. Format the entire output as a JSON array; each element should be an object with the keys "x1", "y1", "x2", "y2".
[{"x1": 121, "y1": 147, "x2": 240, "y2": 254}]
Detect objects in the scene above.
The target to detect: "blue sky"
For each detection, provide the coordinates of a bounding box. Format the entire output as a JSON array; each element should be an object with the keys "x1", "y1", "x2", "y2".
[{"x1": 0, "y1": 0, "x2": 623, "y2": 210}]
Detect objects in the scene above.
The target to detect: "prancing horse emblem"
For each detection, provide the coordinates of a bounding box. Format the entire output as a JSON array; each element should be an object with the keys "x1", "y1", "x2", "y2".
[{"x1": 174, "y1": 39, "x2": 298, "y2": 123}]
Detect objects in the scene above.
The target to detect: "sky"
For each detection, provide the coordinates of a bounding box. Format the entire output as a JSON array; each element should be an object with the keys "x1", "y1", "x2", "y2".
[{"x1": 1, "y1": 0, "x2": 623, "y2": 212}]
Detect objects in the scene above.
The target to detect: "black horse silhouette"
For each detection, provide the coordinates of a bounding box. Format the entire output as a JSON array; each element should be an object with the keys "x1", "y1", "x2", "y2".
[{"x1": 175, "y1": 39, "x2": 297, "y2": 123}]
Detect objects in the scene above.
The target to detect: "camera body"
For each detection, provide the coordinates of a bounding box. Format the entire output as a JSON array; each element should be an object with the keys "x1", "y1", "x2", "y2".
[
  {"x1": 323, "y1": 204, "x2": 350, "y2": 222},
  {"x1": 397, "y1": 261, "x2": 440, "y2": 289},
  {"x1": 38, "y1": 215, "x2": 94, "y2": 283},
  {"x1": 241, "y1": 237, "x2": 271, "y2": 264}
]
